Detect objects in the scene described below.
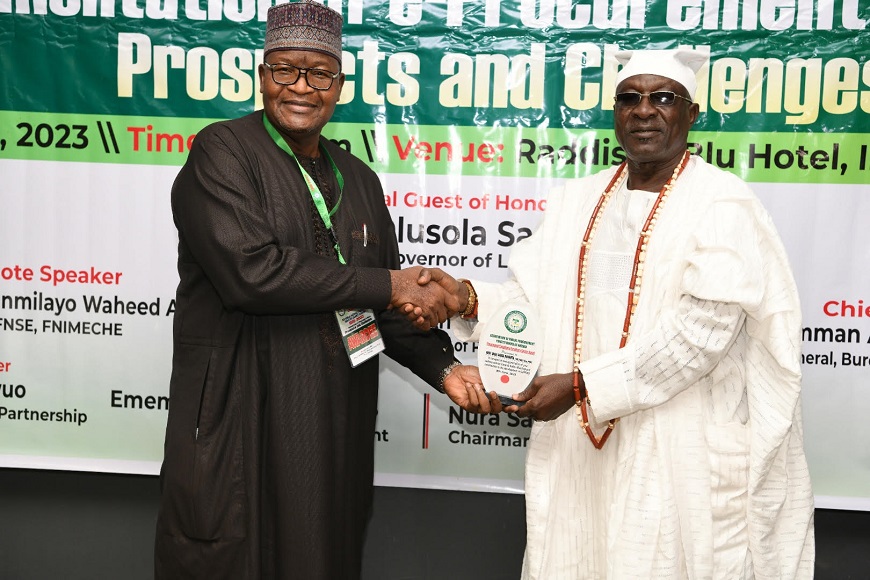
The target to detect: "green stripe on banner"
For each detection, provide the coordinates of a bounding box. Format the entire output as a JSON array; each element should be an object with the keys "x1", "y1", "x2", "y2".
[
  {"x1": 2, "y1": 111, "x2": 869, "y2": 184},
  {"x1": 0, "y1": 111, "x2": 215, "y2": 166},
  {"x1": 330, "y1": 125, "x2": 870, "y2": 184}
]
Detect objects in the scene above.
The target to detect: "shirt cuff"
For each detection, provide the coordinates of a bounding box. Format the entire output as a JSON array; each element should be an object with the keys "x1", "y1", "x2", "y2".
[{"x1": 578, "y1": 348, "x2": 635, "y2": 422}]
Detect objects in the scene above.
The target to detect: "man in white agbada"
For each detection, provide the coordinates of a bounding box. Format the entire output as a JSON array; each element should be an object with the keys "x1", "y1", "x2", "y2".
[{"x1": 432, "y1": 48, "x2": 815, "y2": 579}]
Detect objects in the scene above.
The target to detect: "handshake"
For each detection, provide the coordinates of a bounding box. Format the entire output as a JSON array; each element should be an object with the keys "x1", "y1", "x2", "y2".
[
  {"x1": 389, "y1": 267, "x2": 502, "y2": 415},
  {"x1": 388, "y1": 266, "x2": 470, "y2": 330},
  {"x1": 388, "y1": 267, "x2": 573, "y2": 423}
]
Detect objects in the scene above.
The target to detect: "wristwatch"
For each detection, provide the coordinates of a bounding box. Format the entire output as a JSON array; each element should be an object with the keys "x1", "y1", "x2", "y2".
[{"x1": 438, "y1": 360, "x2": 462, "y2": 393}]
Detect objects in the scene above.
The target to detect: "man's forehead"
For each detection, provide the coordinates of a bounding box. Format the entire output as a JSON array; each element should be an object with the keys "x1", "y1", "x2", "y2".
[
  {"x1": 616, "y1": 74, "x2": 687, "y2": 94},
  {"x1": 266, "y1": 49, "x2": 340, "y2": 67}
]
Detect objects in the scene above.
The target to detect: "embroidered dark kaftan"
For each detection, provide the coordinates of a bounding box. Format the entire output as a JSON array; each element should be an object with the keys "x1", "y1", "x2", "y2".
[{"x1": 154, "y1": 112, "x2": 455, "y2": 579}]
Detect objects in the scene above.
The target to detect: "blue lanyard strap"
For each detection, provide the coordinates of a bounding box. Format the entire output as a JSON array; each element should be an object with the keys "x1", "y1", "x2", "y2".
[{"x1": 263, "y1": 113, "x2": 347, "y2": 264}]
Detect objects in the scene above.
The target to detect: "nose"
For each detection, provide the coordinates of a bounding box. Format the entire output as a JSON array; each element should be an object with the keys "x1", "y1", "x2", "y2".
[
  {"x1": 632, "y1": 95, "x2": 659, "y2": 117},
  {"x1": 286, "y1": 72, "x2": 315, "y2": 94}
]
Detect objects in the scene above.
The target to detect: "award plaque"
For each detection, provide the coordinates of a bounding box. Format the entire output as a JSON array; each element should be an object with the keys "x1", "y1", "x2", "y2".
[{"x1": 477, "y1": 300, "x2": 542, "y2": 400}]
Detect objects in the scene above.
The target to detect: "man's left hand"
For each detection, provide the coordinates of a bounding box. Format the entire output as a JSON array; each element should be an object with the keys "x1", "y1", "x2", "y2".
[
  {"x1": 442, "y1": 364, "x2": 502, "y2": 414},
  {"x1": 507, "y1": 372, "x2": 575, "y2": 422}
]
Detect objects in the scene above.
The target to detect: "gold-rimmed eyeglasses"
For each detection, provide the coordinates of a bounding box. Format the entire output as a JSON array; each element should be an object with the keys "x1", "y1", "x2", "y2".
[{"x1": 614, "y1": 91, "x2": 693, "y2": 108}]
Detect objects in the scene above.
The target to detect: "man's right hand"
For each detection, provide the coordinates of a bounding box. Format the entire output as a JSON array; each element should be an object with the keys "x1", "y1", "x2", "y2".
[
  {"x1": 389, "y1": 267, "x2": 463, "y2": 330},
  {"x1": 397, "y1": 268, "x2": 469, "y2": 330}
]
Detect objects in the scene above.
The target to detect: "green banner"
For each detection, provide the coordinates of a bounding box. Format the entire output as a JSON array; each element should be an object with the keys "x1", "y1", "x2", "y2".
[{"x1": 1, "y1": 1, "x2": 868, "y2": 131}]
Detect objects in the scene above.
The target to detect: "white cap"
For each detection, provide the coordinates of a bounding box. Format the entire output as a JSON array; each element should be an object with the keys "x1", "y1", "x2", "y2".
[{"x1": 614, "y1": 48, "x2": 708, "y2": 99}]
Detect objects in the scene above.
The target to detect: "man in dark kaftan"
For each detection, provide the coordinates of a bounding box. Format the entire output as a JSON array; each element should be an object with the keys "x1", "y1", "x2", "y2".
[{"x1": 153, "y1": 2, "x2": 494, "y2": 578}]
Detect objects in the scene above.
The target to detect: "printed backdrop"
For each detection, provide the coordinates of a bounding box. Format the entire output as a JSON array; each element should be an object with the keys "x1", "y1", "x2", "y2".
[{"x1": 1, "y1": 0, "x2": 868, "y2": 509}]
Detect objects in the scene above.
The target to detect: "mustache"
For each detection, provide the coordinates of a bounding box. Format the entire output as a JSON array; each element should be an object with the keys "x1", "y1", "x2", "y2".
[
  {"x1": 279, "y1": 97, "x2": 317, "y2": 107},
  {"x1": 626, "y1": 123, "x2": 663, "y2": 133}
]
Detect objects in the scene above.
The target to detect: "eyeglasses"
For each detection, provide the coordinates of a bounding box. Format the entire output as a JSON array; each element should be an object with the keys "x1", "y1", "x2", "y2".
[
  {"x1": 263, "y1": 62, "x2": 340, "y2": 91},
  {"x1": 614, "y1": 91, "x2": 693, "y2": 108}
]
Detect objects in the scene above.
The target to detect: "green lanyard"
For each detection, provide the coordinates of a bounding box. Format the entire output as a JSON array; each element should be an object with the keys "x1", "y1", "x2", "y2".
[{"x1": 263, "y1": 113, "x2": 347, "y2": 264}]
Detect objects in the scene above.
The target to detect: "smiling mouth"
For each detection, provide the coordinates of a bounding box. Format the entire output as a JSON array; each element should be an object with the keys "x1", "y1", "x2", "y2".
[{"x1": 283, "y1": 100, "x2": 316, "y2": 110}]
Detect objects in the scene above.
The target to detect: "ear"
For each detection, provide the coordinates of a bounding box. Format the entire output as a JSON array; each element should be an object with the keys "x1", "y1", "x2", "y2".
[
  {"x1": 688, "y1": 102, "x2": 700, "y2": 125},
  {"x1": 258, "y1": 64, "x2": 267, "y2": 95}
]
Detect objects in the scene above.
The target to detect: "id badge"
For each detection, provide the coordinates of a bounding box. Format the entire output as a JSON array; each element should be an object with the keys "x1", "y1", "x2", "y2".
[{"x1": 335, "y1": 308, "x2": 385, "y2": 367}]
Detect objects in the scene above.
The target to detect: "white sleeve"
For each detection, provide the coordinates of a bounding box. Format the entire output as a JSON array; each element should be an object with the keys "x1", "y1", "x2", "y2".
[
  {"x1": 580, "y1": 296, "x2": 744, "y2": 421},
  {"x1": 581, "y1": 198, "x2": 765, "y2": 421},
  {"x1": 452, "y1": 214, "x2": 549, "y2": 342},
  {"x1": 451, "y1": 277, "x2": 529, "y2": 343}
]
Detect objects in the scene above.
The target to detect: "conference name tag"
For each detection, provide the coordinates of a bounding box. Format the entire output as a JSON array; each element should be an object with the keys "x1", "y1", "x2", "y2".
[
  {"x1": 477, "y1": 301, "x2": 543, "y2": 396},
  {"x1": 336, "y1": 308, "x2": 385, "y2": 367}
]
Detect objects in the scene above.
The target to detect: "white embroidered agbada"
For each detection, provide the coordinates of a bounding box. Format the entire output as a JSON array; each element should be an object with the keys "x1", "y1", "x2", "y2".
[{"x1": 454, "y1": 156, "x2": 814, "y2": 579}]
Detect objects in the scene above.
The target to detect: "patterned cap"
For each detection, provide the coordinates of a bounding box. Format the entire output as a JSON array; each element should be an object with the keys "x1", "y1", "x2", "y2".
[{"x1": 265, "y1": 0, "x2": 343, "y2": 64}]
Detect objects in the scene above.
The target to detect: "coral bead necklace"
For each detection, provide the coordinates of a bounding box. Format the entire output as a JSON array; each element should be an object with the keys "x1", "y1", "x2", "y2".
[{"x1": 572, "y1": 151, "x2": 691, "y2": 449}]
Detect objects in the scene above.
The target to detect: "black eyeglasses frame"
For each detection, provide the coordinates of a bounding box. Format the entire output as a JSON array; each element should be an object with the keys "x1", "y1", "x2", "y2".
[{"x1": 262, "y1": 62, "x2": 341, "y2": 91}]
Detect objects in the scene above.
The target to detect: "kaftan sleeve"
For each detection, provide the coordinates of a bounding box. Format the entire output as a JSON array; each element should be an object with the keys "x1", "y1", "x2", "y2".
[
  {"x1": 580, "y1": 199, "x2": 764, "y2": 422},
  {"x1": 380, "y1": 309, "x2": 458, "y2": 389},
  {"x1": 581, "y1": 297, "x2": 744, "y2": 421},
  {"x1": 450, "y1": 278, "x2": 529, "y2": 342},
  {"x1": 368, "y1": 202, "x2": 461, "y2": 389},
  {"x1": 451, "y1": 216, "x2": 550, "y2": 343}
]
